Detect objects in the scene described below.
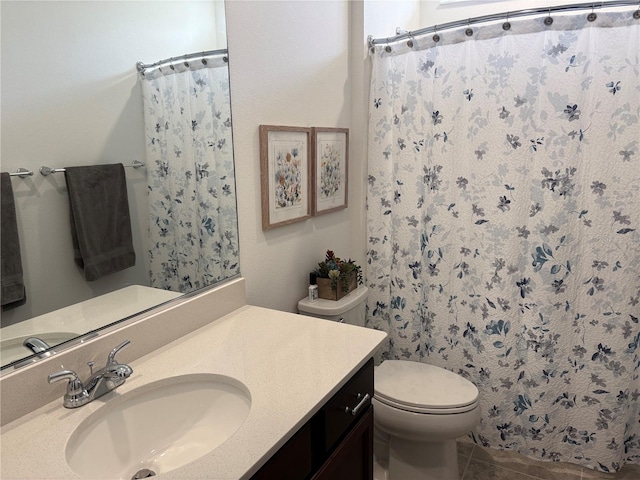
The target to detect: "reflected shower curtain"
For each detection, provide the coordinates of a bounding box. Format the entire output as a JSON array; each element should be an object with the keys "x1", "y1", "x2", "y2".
[
  {"x1": 367, "y1": 7, "x2": 639, "y2": 472},
  {"x1": 140, "y1": 57, "x2": 239, "y2": 292}
]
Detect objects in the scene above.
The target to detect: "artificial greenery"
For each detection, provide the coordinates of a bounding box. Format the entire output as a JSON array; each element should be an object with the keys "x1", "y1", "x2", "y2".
[{"x1": 315, "y1": 250, "x2": 362, "y2": 293}]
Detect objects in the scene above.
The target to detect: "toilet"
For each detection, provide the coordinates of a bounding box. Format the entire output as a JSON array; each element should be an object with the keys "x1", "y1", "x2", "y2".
[{"x1": 298, "y1": 286, "x2": 480, "y2": 480}]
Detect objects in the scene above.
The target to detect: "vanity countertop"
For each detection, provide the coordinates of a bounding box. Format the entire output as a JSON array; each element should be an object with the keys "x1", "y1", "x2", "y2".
[{"x1": 0, "y1": 305, "x2": 386, "y2": 479}]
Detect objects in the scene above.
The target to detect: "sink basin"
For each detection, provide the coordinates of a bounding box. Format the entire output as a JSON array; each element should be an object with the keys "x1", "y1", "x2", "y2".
[{"x1": 66, "y1": 374, "x2": 251, "y2": 479}]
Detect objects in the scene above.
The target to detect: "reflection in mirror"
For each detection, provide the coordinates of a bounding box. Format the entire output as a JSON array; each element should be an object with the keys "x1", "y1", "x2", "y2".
[
  {"x1": 139, "y1": 50, "x2": 239, "y2": 292},
  {"x1": 0, "y1": 1, "x2": 239, "y2": 371}
]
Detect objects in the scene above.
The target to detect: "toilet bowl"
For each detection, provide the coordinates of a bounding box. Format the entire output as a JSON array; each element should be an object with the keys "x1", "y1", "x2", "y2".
[
  {"x1": 298, "y1": 287, "x2": 480, "y2": 480},
  {"x1": 373, "y1": 360, "x2": 480, "y2": 480}
]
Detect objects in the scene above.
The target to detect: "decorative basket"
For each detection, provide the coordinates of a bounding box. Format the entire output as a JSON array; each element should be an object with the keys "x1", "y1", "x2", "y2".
[{"x1": 317, "y1": 271, "x2": 357, "y2": 301}]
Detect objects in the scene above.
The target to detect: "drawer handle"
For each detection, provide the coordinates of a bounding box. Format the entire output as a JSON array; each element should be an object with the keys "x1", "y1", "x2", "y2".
[{"x1": 345, "y1": 393, "x2": 370, "y2": 416}]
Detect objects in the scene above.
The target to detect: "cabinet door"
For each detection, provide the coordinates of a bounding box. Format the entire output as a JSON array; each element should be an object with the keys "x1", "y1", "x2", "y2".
[
  {"x1": 311, "y1": 406, "x2": 373, "y2": 480},
  {"x1": 251, "y1": 423, "x2": 313, "y2": 480}
]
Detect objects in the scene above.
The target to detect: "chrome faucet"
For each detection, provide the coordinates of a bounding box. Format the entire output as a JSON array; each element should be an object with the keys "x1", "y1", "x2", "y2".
[
  {"x1": 48, "y1": 340, "x2": 133, "y2": 408},
  {"x1": 23, "y1": 336, "x2": 54, "y2": 358}
]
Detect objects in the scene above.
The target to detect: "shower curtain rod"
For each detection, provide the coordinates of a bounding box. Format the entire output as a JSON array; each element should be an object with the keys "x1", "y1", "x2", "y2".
[
  {"x1": 136, "y1": 48, "x2": 228, "y2": 75},
  {"x1": 368, "y1": 0, "x2": 640, "y2": 48}
]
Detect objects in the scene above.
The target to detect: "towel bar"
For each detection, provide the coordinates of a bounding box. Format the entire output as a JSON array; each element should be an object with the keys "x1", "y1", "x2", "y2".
[
  {"x1": 9, "y1": 168, "x2": 34, "y2": 178},
  {"x1": 40, "y1": 160, "x2": 145, "y2": 176}
]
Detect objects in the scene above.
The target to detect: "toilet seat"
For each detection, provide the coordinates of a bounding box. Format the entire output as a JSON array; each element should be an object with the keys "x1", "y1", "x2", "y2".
[
  {"x1": 374, "y1": 360, "x2": 479, "y2": 414},
  {"x1": 374, "y1": 395, "x2": 479, "y2": 414}
]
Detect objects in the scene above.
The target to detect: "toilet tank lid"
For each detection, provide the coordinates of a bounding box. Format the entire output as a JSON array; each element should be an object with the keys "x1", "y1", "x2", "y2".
[
  {"x1": 298, "y1": 286, "x2": 368, "y2": 316},
  {"x1": 375, "y1": 360, "x2": 478, "y2": 410}
]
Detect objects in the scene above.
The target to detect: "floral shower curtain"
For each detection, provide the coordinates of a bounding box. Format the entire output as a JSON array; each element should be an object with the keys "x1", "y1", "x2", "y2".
[
  {"x1": 367, "y1": 7, "x2": 639, "y2": 472},
  {"x1": 140, "y1": 56, "x2": 239, "y2": 293}
]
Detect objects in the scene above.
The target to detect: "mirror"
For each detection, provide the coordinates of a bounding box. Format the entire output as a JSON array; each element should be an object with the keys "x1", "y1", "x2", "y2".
[{"x1": 0, "y1": 1, "x2": 239, "y2": 371}]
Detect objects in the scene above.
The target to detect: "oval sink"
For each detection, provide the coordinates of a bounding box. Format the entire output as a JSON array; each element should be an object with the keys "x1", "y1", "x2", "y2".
[{"x1": 66, "y1": 374, "x2": 251, "y2": 479}]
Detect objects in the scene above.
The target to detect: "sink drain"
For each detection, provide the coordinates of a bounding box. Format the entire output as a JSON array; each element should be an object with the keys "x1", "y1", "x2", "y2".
[{"x1": 132, "y1": 468, "x2": 156, "y2": 479}]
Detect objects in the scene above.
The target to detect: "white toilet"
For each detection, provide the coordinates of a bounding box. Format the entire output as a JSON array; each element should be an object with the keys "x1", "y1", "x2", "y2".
[{"x1": 298, "y1": 286, "x2": 480, "y2": 480}]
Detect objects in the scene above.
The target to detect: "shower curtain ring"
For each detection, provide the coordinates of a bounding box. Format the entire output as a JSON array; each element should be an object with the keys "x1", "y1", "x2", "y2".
[
  {"x1": 634, "y1": 1, "x2": 640, "y2": 19},
  {"x1": 544, "y1": 8, "x2": 553, "y2": 26},
  {"x1": 201, "y1": 52, "x2": 208, "y2": 65},
  {"x1": 169, "y1": 57, "x2": 175, "y2": 70},
  {"x1": 465, "y1": 18, "x2": 473, "y2": 37},
  {"x1": 407, "y1": 32, "x2": 415, "y2": 48},
  {"x1": 367, "y1": 35, "x2": 376, "y2": 54},
  {"x1": 385, "y1": 38, "x2": 392, "y2": 53},
  {"x1": 503, "y1": 12, "x2": 511, "y2": 31},
  {"x1": 587, "y1": 3, "x2": 597, "y2": 22},
  {"x1": 432, "y1": 25, "x2": 440, "y2": 43}
]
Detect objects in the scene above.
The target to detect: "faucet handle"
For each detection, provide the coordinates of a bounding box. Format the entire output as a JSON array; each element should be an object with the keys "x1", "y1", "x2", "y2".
[
  {"x1": 48, "y1": 369, "x2": 79, "y2": 384},
  {"x1": 48, "y1": 370, "x2": 85, "y2": 395},
  {"x1": 106, "y1": 340, "x2": 130, "y2": 366}
]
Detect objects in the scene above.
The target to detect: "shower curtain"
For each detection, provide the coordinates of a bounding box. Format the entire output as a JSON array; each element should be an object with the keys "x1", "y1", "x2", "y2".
[
  {"x1": 140, "y1": 56, "x2": 239, "y2": 292},
  {"x1": 367, "y1": 7, "x2": 640, "y2": 472}
]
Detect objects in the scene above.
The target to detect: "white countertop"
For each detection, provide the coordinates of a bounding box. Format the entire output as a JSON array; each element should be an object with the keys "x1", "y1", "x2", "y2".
[{"x1": 0, "y1": 305, "x2": 386, "y2": 480}]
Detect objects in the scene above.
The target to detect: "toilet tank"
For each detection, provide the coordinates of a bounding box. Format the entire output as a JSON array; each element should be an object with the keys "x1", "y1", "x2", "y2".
[{"x1": 298, "y1": 286, "x2": 368, "y2": 327}]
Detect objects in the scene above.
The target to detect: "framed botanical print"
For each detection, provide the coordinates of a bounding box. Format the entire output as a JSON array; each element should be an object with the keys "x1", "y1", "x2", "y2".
[
  {"x1": 311, "y1": 127, "x2": 349, "y2": 215},
  {"x1": 259, "y1": 125, "x2": 312, "y2": 230}
]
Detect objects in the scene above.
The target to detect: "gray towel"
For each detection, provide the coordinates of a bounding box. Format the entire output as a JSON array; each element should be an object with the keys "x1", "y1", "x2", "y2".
[
  {"x1": 64, "y1": 164, "x2": 135, "y2": 281},
  {"x1": 1, "y1": 172, "x2": 26, "y2": 309}
]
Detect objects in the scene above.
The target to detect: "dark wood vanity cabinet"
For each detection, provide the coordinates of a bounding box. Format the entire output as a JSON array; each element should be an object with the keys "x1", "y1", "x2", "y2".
[
  {"x1": 311, "y1": 407, "x2": 373, "y2": 480},
  {"x1": 251, "y1": 358, "x2": 374, "y2": 480}
]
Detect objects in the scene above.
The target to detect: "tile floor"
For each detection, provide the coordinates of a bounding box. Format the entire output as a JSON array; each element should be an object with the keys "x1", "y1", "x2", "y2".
[{"x1": 456, "y1": 437, "x2": 640, "y2": 480}]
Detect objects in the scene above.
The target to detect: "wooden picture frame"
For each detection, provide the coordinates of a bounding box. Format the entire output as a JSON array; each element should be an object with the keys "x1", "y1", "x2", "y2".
[
  {"x1": 259, "y1": 125, "x2": 312, "y2": 230},
  {"x1": 311, "y1": 127, "x2": 349, "y2": 215}
]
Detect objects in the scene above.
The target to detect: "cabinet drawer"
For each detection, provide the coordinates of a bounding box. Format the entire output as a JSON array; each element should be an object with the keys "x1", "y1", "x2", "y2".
[{"x1": 316, "y1": 358, "x2": 374, "y2": 454}]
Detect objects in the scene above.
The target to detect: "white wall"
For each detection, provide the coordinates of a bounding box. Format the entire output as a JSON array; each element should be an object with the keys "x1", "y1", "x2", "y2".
[
  {"x1": 0, "y1": 1, "x2": 224, "y2": 324},
  {"x1": 366, "y1": 0, "x2": 423, "y2": 39},
  {"x1": 226, "y1": 0, "x2": 359, "y2": 313}
]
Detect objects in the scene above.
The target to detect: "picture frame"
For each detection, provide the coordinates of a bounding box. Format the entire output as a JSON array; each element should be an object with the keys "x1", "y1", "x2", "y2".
[
  {"x1": 311, "y1": 127, "x2": 349, "y2": 215},
  {"x1": 259, "y1": 125, "x2": 312, "y2": 230}
]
